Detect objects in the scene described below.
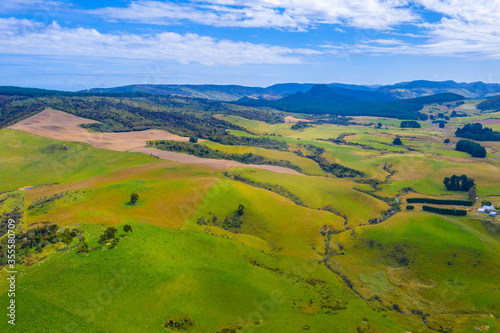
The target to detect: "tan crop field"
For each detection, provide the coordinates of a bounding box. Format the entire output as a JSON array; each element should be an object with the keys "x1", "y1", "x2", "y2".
[{"x1": 9, "y1": 108, "x2": 190, "y2": 151}]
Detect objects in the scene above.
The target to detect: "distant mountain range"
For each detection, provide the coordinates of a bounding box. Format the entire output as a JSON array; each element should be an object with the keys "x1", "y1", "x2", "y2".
[
  {"x1": 3, "y1": 81, "x2": 499, "y2": 121},
  {"x1": 235, "y1": 84, "x2": 465, "y2": 118},
  {"x1": 82, "y1": 80, "x2": 500, "y2": 101}
]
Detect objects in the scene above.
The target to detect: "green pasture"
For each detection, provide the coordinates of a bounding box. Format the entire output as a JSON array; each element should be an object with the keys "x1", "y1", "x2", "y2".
[
  {"x1": 200, "y1": 140, "x2": 326, "y2": 176},
  {"x1": 0, "y1": 222, "x2": 421, "y2": 333},
  {"x1": 228, "y1": 169, "x2": 390, "y2": 227},
  {"x1": 331, "y1": 212, "x2": 500, "y2": 332},
  {"x1": 0, "y1": 129, "x2": 157, "y2": 193}
]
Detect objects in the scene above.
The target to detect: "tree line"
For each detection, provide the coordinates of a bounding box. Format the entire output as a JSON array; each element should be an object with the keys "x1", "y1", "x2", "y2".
[
  {"x1": 153, "y1": 140, "x2": 302, "y2": 172},
  {"x1": 455, "y1": 123, "x2": 500, "y2": 141},
  {"x1": 305, "y1": 146, "x2": 364, "y2": 178}
]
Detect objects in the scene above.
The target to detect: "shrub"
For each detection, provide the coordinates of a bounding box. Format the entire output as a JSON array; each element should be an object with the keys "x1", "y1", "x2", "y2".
[
  {"x1": 291, "y1": 121, "x2": 312, "y2": 131},
  {"x1": 393, "y1": 137, "x2": 402, "y2": 145},
  {"x1": 130, "y1": 193, "x2": 139, "y2": 205}
]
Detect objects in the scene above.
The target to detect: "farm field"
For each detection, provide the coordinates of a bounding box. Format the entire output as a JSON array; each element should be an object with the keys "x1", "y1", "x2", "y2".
[
  {"x1": 9, "y1": 109, "x2": 192, "y2": 151},
  {"x1": 1, "y1": 98, "x2": 500, "y2": 333}
]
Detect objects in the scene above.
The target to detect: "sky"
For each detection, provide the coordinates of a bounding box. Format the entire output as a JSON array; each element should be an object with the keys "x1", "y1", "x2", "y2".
[{"x1": 1, "y1": 0, "x2": 500, "y2": 90}]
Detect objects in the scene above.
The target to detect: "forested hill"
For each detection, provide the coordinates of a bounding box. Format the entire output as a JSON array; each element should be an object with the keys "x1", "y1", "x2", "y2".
[
  {"x1": 477, "y1": 95, "x2": 500, "y2": 111},
  {"x1": 234, "y1": 85, "x2": 465, "y2": 119},
  {"x1": 0, "y1": 92, "x2": 288, "y2": 135},
  {"x1": 1, "y1": 85, "x2": 467, "y2": 131}
]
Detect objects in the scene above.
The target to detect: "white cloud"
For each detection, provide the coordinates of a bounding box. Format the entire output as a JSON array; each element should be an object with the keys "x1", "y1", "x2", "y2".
[
  {"x1": 0, "y1": 17, "x2": 318, "y2": 65},
  {"x1": 414, "y1": 1, "x2": 500, "y2": 57},
  {"x1": 88, "y1": 0, "x2": 417, "y2": 30},
  {"x1": 0, "y1": 0, "x2": 63, "y2": 12},
  {"x1": 329, "y1": 1, "x2": 500, "y2": 58}
]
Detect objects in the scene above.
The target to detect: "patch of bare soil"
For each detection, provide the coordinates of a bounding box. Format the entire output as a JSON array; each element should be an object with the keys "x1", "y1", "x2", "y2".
[
  {"x1": 284, "y1": 116, "x2": 311, "y2": 123},
  {"x1": 9, "y1": 108, "x2": 190, "y2": 151},
  {"x1": 479, "y1": 118, "x2": 500, "y2": 126}
]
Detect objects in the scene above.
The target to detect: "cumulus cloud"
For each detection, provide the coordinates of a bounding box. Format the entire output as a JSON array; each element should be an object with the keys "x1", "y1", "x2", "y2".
[
  {"x1": 88, "y1": 0, "x2": 417, "y2": 30},
  {"x1": 0, "y1": 17, "x2": 318, "y2": 65}
]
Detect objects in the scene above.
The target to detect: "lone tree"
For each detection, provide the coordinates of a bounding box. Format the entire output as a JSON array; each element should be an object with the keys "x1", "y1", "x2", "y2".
[
  {"x1": 61, "y1": 229, "x2": 73, "y2": 249},
  {"x1": 237, "y1": 204, "x2": 245, "y2": 216},
  {"x1": 393, "y1": 137, "x2": 402, "y2": 145},
  {"x1": 189, "y1": 136, "x2": 198, "y2": 143},
  {"x1": 468, "y1": 187, "x2": 477, "y2": 203},
  {"x1": 98, "y1": 227, "x2": 119, "y2": 247},
  {"x1": 130, "y1": 193, "x2": 139, "y2": 205},
  {"x1": 105, "y1": 227, "x2": 118, "y2": 239},
  {"x1": 123, "y1": 224, "x2": 133, "y2": 234}
]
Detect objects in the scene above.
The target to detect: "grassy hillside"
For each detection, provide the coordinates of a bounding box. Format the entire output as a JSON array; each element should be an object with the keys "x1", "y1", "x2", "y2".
[
  {"x1": 0, "y1": 129, "x2": 158, "y2": 192},
  {"x1": 1, "y1": 222, "x2": 424, "y2": 333},
  {"x1": 332, "y1": 212, "x2": 500, "y2": 332},
  {"x1": 227, "y1": 169, "x2": 389, "y2": 226}
]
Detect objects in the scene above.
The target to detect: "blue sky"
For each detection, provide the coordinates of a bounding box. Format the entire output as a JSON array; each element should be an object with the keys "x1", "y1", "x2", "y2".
[{"x1": 1, "y1": 0, "x2": 499, "y2": 90}]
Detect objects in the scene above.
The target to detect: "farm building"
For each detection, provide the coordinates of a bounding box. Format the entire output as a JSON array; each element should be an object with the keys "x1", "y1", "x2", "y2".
[{"x1": 478, "y1": 205, "x2": 496, "y2": 213}]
